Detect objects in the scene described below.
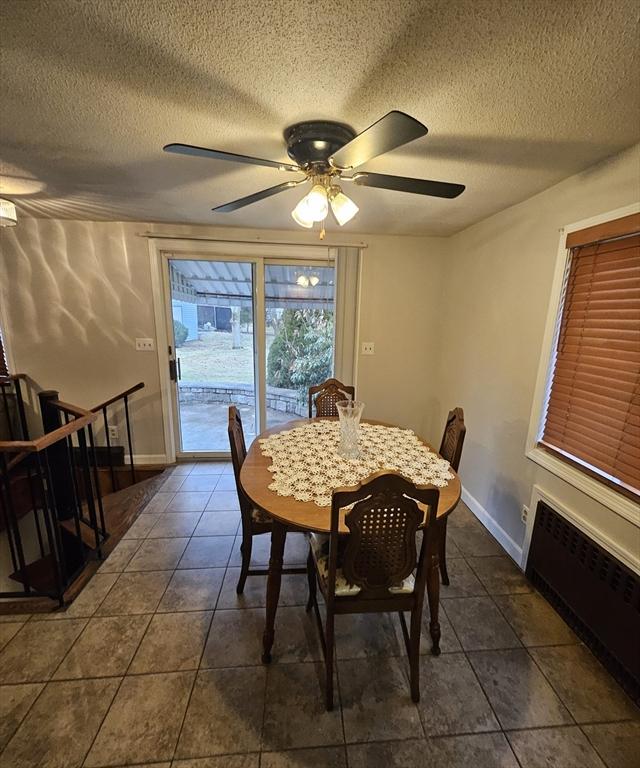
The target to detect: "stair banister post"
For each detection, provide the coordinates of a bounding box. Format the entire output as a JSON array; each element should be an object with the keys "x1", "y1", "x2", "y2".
[{"x1": 38, "y1": 390, "x2": 75, "y2": 521}]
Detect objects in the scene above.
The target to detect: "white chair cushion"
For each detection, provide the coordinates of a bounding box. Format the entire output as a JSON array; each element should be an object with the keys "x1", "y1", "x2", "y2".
[
  {"x1": 388, "y1": 574, "x2": 415, "y2": 594},
  {"x1": 251, "y1": 507, "x2": 272, "y2": 524},
  {"x1": 308, "y1": 532, "x2": 414, "y2": 597}
]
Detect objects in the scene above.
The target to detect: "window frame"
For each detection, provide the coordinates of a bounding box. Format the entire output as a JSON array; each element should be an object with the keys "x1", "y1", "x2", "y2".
[{"x1": 526, "y1": 203, "x2": 640, "y2": 526}]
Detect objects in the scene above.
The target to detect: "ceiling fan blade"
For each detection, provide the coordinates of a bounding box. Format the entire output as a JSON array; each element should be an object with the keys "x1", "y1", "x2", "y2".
[
  {"x1": 164, "y1": 143, "x2": 300, "y2": 172},
  {"x1": 346, "y1": 171, "x2": 465, "y2": 199},
  {"x1": 212, "y1": 179, "x2": 307, "y2": 212},
  {"x1": 329, "y1": 111, "x2": 428, "y2": 170}
]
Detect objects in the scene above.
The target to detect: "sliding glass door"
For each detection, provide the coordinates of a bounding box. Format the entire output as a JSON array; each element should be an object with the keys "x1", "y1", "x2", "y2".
[
  {"x1": 265, "y1": 262, "x2": 336, "y2": 429},
  {"x1": 167, "y1": 255, "x2": 335, "y2": 456}
]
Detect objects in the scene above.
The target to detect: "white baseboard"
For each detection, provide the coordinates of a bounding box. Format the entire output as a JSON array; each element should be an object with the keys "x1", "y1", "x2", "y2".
[
  {"x1": 461, "y1": 486, "x2": 524, "y2": 568},
  {"x1": 123, "y1": 454, "x2": 168, "y2": 466}
]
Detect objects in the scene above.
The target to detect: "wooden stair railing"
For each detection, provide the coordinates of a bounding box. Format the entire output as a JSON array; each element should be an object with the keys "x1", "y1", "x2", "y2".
[
  {"x1": 0, "y1": 399, "x2": 101, "y2": 604},
  {"x1": 0, "y1": 380, "x2": 148, "y2": 608}
]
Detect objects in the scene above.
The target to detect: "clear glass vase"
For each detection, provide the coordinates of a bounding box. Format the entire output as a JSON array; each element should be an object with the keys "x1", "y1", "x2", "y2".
[{"x1": 336, "y1": 400, "x2": 365, "y2": 460}]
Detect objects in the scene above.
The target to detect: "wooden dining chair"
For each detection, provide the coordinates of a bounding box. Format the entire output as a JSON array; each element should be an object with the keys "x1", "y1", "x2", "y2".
[
  {"x1": 438, "y1": 407, "x2": 466, "y2": 586},
  {"x1": 306, "y1": 471, "x2": 439, "y2": 710},
  {"x1": 228, "y1": 406, "x2": 305, "y2": 593},
  {"x1": 308, "y1": 378, "x2": 355, "y2": 418}
]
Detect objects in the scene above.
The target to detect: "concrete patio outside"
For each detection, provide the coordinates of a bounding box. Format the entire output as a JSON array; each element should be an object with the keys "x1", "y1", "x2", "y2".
[{"x1": 178, "y1": 402, "x2": 297, "y2": 453}]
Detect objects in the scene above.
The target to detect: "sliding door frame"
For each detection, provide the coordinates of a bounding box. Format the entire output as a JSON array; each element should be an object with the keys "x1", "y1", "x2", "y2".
[{"x1": 149, "y1": 238, "x2": 339, "y2": 462}]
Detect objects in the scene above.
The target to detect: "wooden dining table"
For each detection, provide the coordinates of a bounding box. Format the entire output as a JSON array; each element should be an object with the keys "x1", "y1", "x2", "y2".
[{"x1": 240, "y1": 417, "x2": 462, "y2": 663}]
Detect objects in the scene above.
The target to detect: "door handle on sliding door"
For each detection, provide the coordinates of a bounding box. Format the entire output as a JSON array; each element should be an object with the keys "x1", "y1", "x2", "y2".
[{"x1": 169, "y1": 359, "x2": 177, "y2": 381}]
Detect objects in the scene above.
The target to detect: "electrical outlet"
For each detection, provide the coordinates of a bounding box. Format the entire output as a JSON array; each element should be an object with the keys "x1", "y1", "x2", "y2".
[
  {"x1": 521, "y1": 505, "x2": 529, "y2": 524},
  {"x1": 361, "y1": 341, "x2": 375, "y2": 355},
  {"x1": 108, "y1": 426, "x2": 119, "y2": 441},
  {"x1": 135, "y1": 338, "x2": 155, "y2": 351}
]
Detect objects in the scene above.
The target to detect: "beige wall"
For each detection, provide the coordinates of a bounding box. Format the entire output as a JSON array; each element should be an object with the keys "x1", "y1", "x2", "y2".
[
  {"x1": 437, "y1": 144, "x2": 640, "y2": 559},
  {"x1": 0, "y1": 220, "x2": 447, "y2": 456},
  {"x1": 0, "y1": 219, "x2": 166, "y2": 454}
]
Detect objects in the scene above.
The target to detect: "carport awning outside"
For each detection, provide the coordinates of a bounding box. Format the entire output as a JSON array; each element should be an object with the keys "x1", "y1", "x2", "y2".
[{"x1": 170, "y1": 260, "x2": 334, "y2": 310}]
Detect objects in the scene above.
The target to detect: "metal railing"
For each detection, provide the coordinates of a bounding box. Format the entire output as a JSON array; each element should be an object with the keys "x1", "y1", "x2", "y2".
[
  {"x1": 92, "y1": 382, "x2": 145, "y2": 492},
  {"x1": 0, "y1": 374, "x2": 29, "y2": 443},
  {"x1": 0, "y1": 379, "x2": 145, "y2": 606},
  {"x1": 0, "y1": 388, "x2": 103, "y2": 604}
]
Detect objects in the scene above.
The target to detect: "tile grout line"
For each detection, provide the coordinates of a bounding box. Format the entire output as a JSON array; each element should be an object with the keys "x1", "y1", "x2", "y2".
[
  {"x1": 0, "y1": 675, "x2": 49, "y2": 761},
  {"x1": 79, "y1": 513, "x2": 181, "y2": 768},
  {"x1": 82, "y1": 471, "x2": 229, "y2": 766},
  {"x1": 521, "y1": 642, "x2": 584, "y2": 728},
  {"x1": 332, "y1": 644, "x2": 351, "y2": 765},
  {"x1": 167, "y1": 614, "x2": 215, "y2": 763},
  {"x1": 170, "y1": 502, "x2": 236, "y2": 763},
  {"x1": 578, "y1": 723, "x2": 617, "y2": 768},
  {"x1": 75, "y1": 599, "x2": 162, "y2": 765},
  {"x1": 454, "y1": 547, "x2": 625, "y2": 765},
  {"x1": 477, "y1": 565, "x2": 601, "y2": 731},
  {"x1": 447, "y1": 552, "x2": 524, "y2": 767},
  {"x1": 0, "y1": 465, "x2": 229, "y2": 765},
  {"x1": 258, "y1": 627, "x2": 271, "y2": 763},
  {"x1": 81, "y1": 475, "x2": 178, "y2": 764},
  {"x1": 2, "y1": 489, "x2": 632, "y2": 765}
]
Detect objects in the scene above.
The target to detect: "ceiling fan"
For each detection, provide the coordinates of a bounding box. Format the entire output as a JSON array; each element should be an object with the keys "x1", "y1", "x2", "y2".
[{"x1": 164, "y1": 111, "x2": 465, "y2": 237}]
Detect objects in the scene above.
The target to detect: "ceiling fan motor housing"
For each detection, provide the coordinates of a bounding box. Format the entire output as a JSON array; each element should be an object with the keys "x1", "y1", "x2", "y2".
[{"x1": 284, "y1": 121, "x2": 356, "y2": 171}]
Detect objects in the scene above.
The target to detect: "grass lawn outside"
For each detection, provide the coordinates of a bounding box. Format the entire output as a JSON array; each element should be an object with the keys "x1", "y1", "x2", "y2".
[{"x1": 176, "y1": 329, "x2": 273, "y2": 383}]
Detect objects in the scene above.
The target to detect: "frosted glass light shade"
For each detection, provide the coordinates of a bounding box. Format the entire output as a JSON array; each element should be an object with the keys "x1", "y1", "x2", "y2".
[
  {"x1": 304, "y1": 184, "x2": 329, "y2": 221},
  {"x1": 330, "y1": 191, "x2": 358, "y2": 226},
  {"x1": 0, "y1": 199, "x2": 17, "y2": 227},
  {"x1": 291, "y1": 198, "x2": 314, "y2": 228}
]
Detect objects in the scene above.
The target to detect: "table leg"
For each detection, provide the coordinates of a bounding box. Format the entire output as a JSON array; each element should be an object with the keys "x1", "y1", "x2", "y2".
[
  {"x1": 426, "y1": 520, "x2": 443, "y2": 656},
  {"x1": 262, "y1": 521, "x2": 287, "y2": 664}
]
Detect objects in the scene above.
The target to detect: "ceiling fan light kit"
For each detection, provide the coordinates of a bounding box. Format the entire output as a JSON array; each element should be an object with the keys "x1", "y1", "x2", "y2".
[
  {"x1": 290, "y1": 177, "x2": 359, "y2": 231},
  {"x1": 291, "y1": 198, "x2": 314, "y2": 228},
  {"x1": 329, "y1": 187, "x2": 359, "y2": 226},
  {"x1": 0, "y1": 198, "x2": 17, "y2": 227},
  {"x1": 303, "y1": 183, "x2": 330, "y2": 221},
  {"x1": 164, "y1": 111, "x2": 465, "y2": 239}
]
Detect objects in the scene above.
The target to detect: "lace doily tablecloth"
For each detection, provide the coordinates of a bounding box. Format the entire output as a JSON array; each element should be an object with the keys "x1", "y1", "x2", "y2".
[{"x1": 259, "y1": 421, "x2": 454, "y2": 507}]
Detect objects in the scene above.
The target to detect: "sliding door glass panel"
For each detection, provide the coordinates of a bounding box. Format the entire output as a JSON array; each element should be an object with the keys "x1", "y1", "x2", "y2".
[
  {"x1": 265, "y1": 262, "x2": 336, "y2": 428},
  {"x1": 169, "y1": 259, "x2": 256, "y2": 452}
]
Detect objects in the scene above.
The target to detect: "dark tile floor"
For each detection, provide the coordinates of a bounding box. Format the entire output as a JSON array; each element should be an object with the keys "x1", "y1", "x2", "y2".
[{"x1": 0, "y1": 461, "x2": 638, "y2": 768}]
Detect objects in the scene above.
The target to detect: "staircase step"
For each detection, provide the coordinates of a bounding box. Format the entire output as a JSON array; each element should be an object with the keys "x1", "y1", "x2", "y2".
[
  {"x1": 2, "y1": 470, "x2": 170, "y2": 614},
  {"x1": 59, "y1": 517, "x2": 104, "y2": 549},
  {"x1": 59, "y1": 471, "x2": 168, "y2": 546},
  {"x1": 9, "y1": 554, "x2": 58, "y2": 593},
  {"x1": 96, "y1": 464, "x2": 165, "y2": 497},
  {"x1": 101, "y1": 472, "x2": 168, "y2": 538}
]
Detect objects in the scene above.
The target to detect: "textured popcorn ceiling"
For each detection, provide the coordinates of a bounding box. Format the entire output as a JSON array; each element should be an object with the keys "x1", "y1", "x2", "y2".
[{"x1": 1, "y1": 0, "x2": 638, "y2": 236}]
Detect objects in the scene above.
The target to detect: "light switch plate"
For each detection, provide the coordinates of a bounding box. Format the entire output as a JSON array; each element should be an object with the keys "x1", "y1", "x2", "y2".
[
  {"x1": 135, "y1": 338, "x2": 155, "y2": 351},
  {"x1": 361, "y1": 342, "x2": 375, "y2": 355}
]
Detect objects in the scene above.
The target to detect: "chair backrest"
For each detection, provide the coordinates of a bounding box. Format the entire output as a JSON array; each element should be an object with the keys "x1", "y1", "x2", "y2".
[
  {"x1": 308, "y1": 378, "x2": 355, "y2": 418},
  {"x1": 227, "y1": 406, "x2": 252, "y2": 518},
  {"x1": 439, "y1": 407, "x2": 466, "y2": 472},
  {"x1": 329, "y1": 471, "x2": 439, "y2": 599}
]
